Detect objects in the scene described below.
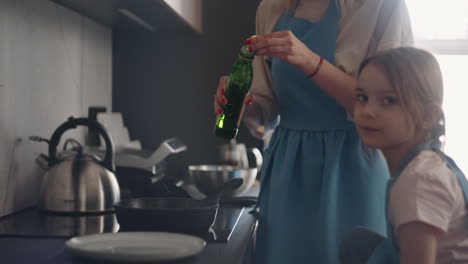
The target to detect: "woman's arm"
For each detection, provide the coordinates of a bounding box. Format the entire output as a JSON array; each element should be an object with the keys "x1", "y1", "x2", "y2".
[
  {"x1": 240, "y1": 0, "x2": 284, "y2": 139},
  {"x1": 304, "y1": 50, "x2": 357, "y2": 113},
  {"x1": 249, "y1": 30, "x2": 357, "y2": 113},
  {"x1": 397, "y1": 221, "x2": 443, "y2": 264}
]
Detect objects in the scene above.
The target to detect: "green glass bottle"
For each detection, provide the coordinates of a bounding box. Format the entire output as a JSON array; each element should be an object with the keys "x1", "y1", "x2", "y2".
[{"x1": 214, "y1": 44, "x2": 254, "y2": 139}]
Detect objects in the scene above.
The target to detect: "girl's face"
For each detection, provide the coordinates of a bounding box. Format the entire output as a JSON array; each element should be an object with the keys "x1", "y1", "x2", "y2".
[{"x1": 354, "y1": 63, "x2": 423, "y2": 151}]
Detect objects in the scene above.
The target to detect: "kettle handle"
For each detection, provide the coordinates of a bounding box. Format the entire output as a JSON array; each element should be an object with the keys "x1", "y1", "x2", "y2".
[
  {"x1": 248, "y1": 147, "x2": 263, "y2": 171},
  {"x1": 48, "y1": 116, "x2": 115, "y2": 172}
]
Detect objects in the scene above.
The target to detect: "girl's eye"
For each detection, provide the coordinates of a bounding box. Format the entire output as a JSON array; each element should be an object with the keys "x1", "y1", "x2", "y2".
[
  {"x1": 356, "y1": 94, "x2": 367, "y2": 102},
  {"x1": 383, "y1": 97, "x2": 397, "y2": 105}
]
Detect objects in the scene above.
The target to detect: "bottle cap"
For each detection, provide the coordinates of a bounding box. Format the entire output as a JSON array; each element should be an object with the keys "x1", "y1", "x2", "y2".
[{"x1": 240, "y1": 45, "x2": 254, "y2": 61}]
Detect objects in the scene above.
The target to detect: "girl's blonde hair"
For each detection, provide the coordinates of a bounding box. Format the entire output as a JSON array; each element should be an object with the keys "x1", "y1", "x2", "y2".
[{"x1": 359, "y1": 47, "x2": 445, "y2": 141}]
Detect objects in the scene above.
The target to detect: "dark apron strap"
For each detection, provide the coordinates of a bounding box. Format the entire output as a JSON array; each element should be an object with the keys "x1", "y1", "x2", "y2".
[
  {"x1": 432, "y1": 148, "x2": 468, "y2": 210},
  {"x1": 385, "y1": 140, "x2": 441, "y2": 245}
]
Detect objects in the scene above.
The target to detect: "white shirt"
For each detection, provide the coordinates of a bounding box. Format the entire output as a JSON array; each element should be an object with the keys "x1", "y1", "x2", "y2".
[{"x1": 389, "y1": 151, "x2": 468, "y2": 264}]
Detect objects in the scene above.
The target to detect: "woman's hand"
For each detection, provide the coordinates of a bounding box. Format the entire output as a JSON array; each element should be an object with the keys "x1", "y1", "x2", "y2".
[
  {"x1": 214, "y1": 76, "x2": 228, "y2": 115},
  {"x1": 213, "y1": 76, "x2": 252, "y2": 115},
  {"x1": 246, "y1": 31, "x2": 320, "y2": 75}
]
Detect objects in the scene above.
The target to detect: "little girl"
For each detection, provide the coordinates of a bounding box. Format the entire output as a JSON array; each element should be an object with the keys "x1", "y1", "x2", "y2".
[{"x1": 340, "y1": 47, "x2": 468, "y2": 264}]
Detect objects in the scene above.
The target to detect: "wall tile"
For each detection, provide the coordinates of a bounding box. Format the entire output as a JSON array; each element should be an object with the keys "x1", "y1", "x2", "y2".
[
  {"x1": 82, "y1": 19, "x2": 112, "y2": 114},
  {"x1": 0, "y1": 0, "x2": 111, "y2": 216}
]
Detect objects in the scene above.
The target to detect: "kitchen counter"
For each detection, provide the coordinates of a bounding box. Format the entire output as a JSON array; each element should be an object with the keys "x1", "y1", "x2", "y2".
[
  {"x1": 0, "y1": 183, "x2": 260, "y2": 264},
  {"x1": 0, "y1": 206, "x2": 257, "y2": 264}
]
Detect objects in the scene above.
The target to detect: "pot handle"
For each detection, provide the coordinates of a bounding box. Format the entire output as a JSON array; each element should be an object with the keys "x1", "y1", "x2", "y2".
[{"x1": 48, "y1": 116, "x2": 115, "y2": 172}]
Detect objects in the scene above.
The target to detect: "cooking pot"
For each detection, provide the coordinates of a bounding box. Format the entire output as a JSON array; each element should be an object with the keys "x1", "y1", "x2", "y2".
[
  {"x1": 32, "y1": 117, "x2": 120, "y2": 213},
  {"x1": 114, "y1": 178, "x2": 243, "y2": 236}
]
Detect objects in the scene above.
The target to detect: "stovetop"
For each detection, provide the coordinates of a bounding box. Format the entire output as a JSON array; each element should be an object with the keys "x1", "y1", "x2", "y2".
[{"x1": 0, "y1": 206, "x2": 244, "y2": 243}]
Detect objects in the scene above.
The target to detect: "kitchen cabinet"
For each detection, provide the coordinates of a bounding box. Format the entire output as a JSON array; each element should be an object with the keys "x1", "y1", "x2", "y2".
[{"x1": 50, "y1": 0, "x2": 202, "y2": 34}]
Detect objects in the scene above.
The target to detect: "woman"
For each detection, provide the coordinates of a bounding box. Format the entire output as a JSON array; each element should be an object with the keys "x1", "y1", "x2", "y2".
[{"x1": 214, "y1": 0, "x2": 413, "y2": 263}]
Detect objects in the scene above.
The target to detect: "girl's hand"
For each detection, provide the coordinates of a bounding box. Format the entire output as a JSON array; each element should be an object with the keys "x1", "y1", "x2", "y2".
[
  {"x1": 246, "y1": 31, "x2": 319, "y2": 76},
  {"x1": 213, "y1": 76, "x2": 252, "y2": 115}
]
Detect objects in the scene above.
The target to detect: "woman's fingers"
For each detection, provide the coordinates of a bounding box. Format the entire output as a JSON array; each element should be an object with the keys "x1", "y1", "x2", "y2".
[
  {"x1": 251, "y1": 38, "x2": 287, "y2": 51},
  {"x1": 218, "y1": 76, "x2": 228, "y2": 95},
  {"x1": 244, "y1": 93, "x2": 253, "y2": 105},
  {"x1": 247, "y1": 30, "x2": 290, "y2": 43},
  {"x1": 218, "y1": 76, "x2": 228, "y2": 106},
  {"x1": 247, "y1": 31, "x2": 294, "y2": 52},
  {"x1": 214, "y1": 94, "x2": 221, "y2": 114},
  {"x1": 214, "y1": 77, "x2": 253, "y2": 115},
  {"x1": 261, "y1": 30, "x2": 293, "y2": 38},
  {"x1": 214, "y1": 76, "x2": 228, "y2": 114},
  {"x1": 247, "y1": 31, "x2": 314, "y2": 73}
]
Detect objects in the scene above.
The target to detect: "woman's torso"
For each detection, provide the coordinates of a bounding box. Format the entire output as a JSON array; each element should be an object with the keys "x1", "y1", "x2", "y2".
[
  {"x1": 254, "y1": 2, "x2": 389, "y2": 263},
  {"x1": 271, "y1": 0, "x2": 353, "y2": 130}
]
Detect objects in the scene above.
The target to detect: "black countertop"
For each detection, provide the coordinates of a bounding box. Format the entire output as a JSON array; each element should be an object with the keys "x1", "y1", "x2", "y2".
[
  {"x1": 0, "y1": 206, "x2": 257, "y2": 264},
  {"x1": 0, "y1": 183, "x2": 260, "y2": 264}
]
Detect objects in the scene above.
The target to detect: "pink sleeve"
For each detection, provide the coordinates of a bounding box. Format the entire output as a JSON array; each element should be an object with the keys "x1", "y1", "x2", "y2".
[{"x1": 389, "y1": 160, "x2": 458, "y2": 234}]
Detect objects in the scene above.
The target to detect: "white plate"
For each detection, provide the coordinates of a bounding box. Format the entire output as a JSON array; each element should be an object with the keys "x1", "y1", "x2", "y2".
[{"x1": 65, "y1": 232, "x2": 206, "y2": 262}]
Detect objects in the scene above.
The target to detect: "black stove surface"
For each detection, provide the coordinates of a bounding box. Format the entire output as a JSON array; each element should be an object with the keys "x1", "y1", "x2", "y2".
[{"x1": 0, "y1": 206, "x2": 244, "y2": 243}]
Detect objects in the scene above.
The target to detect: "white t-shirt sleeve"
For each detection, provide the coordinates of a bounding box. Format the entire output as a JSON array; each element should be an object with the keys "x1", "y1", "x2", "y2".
[{"x1": 389, "y1": 151, "x2": 459, "y2": 234}]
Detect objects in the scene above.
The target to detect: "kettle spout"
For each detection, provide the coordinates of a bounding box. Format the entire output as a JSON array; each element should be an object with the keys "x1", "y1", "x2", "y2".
[{"x1": 35, "y1": 153, "x2": 50, "y2": 170}]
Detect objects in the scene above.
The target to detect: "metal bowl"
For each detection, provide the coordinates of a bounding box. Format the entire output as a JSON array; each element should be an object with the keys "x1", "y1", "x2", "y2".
[{"x1": 187, "y1": 165, "x2": 257, "y2": 198}]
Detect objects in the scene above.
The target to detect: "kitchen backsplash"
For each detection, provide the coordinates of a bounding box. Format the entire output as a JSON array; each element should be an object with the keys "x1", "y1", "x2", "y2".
[
  {"x1": 112, "y1": 0, "x2": 262, "y2": 179},
  {"x1": 0, "y1": 0, "x2": 112, "y2": 217}
]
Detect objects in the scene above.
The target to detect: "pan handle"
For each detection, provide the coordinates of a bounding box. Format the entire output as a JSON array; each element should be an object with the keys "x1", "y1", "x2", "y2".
[{"x1": 242, "y1": 207, "x2": 259, "y2": 264}]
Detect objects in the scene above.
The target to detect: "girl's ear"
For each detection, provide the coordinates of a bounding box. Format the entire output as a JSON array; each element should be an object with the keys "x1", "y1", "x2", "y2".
[{"x1": 422, "y1": 104, "x2": 441, "y2": 130}]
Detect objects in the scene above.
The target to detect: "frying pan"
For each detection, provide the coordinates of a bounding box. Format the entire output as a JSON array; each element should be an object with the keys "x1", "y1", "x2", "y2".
[{"x1": 114, "y1": 178, "x2": 243, "y2": 236}]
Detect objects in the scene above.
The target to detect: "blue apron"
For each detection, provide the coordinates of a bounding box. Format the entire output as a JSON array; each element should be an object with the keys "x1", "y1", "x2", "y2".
[
  {"x1": 253, "y1": 1, "x2": 389, "y2": 263},
  {"x1": 340, "y1": 139, "x2": 468, "y2": 264}
]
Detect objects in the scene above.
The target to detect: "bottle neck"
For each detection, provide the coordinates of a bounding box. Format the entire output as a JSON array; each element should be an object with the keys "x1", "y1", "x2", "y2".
[
  {"x1": 239, "y1": 55, "x2": 253, "y2": 61},
  {"x1": 239, "y1": 45, "x2": 254, "y2": 61}
]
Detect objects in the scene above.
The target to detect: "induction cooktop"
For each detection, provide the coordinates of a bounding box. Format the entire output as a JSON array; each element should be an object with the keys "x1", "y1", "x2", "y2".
[{"x1": 0, "y1": 206, "x2": 244, "y2": 243}]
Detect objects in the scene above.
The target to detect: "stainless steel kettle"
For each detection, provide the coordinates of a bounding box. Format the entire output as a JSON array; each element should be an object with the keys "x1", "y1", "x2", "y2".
[{"x1": 33, "y1": 117, "x2": 120, "y2": 213}]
